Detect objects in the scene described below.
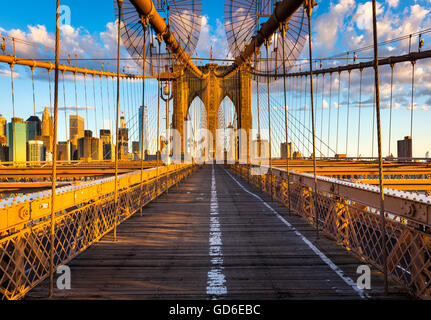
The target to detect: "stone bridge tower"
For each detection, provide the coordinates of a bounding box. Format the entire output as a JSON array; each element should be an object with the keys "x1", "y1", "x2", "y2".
[{"x1": 172, "y1": 64, "x2": 252, "y2": 161}]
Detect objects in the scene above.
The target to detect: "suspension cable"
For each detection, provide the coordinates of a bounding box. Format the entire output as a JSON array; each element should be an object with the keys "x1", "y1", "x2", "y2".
[
  {"x1": 327, "y1": 73, "x2": 332, "y2": 157},
  {"x1": 336, "y1": 71, "x2": 341, "y2": 155},
  {"x1": 346, "y1": 70, "x2": 351, "y2": 155},
  {"x1": 62, "y1": 70, "x2": 68, "y2": 142},
  {"x1": 357, "y1": 68, "x2": 363, "y2": 158},
  {"x1": 410, "y1": 60, "x2": 416, "y2": 139},
  {"x1": 319, "y1": 73, "x2": 325, "y2": 155},
  {"x1": 92, "y1": 75, "x2": 97, "y2": 137},
  {"x1": 139, "y1": 20, "x2": 147, "y2": 216},
  {"x1": 306, "y1": 0, "x2": 318, "y2": 237},
  {"x1": 388, "y1": 64, "x2": 394, "y2": 156},
  {"x1": 281, "y1": 20, "x2": 291, "y2": 212},
  {"x1": 264, "y1": 38, "x2": 273, "y2": 199},
  {"x1": 84, "y1": 73, "x2": 88, "y2": 131},
  {"x1": 31, "y1": 66, "x2": 37, "y2": 139},
  {"x1": 113, "y1": 0, "x2": 123, "y2": 242}
]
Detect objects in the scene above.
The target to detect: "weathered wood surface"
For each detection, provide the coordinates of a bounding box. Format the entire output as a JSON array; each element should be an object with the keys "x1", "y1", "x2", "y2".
[{"x1": 27, "y1": 165, "x2": 410, "y2": 300}]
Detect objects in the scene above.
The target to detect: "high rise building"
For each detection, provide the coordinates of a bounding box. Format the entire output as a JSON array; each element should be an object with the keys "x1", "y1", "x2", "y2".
[
  {"x1": 0, "y1": 145, "x2": 8, "y2": 162},
  {"x1": 70, "y1": 115, "x2": 85, "y2": 140},
  {"x1": 397, "y1": 136, "x2": 412, "y2": 160},
  {"x1": 7, "y1": 118, "x2": 27, "y2": 162},
  {"x1": 27, "y1": 140, "x2": 45, "y2": 162},
  {"x1": 132, "y1": 141, "x2": 139, "y2": 154},
  {"x1": 78, "y1": 136, "x2": 92, "y2": 159},
  {"x1": 280, "y1": 142, "x2": 292, "y2": 159},
  {"x1": 0, "y1": 114, "x2": 6, "y2": 136},
  {"x1": 118, "y1": 116, "x2": 129, "y2": 159},
  {"x1": 103, "y1": 143, "x2": 115, "y2": 161},
  {"x1": 0, "y1": 115, "x2": 6, "y2": 146},
  {"x1": 100, "y1": 129, "x2": 111, "y2": 145},
  {"x1": 35, "y1": 135, "x2": 53, "y2": 153},
  {"x1": 41, "y1": 107, "x2": 52, "y2": 137},
  {"x1": 90, "y1": 137, "x2": 103, "y2": 161},
  {"x1": 26, "y1": 116, "x2": 42, "y2": 141},
  {"x1": 57, "y1": 141, "x2": 71, "y2": 161},
  {"x1": 139, "y1": 106, "x2": 149, "y2": 152}
]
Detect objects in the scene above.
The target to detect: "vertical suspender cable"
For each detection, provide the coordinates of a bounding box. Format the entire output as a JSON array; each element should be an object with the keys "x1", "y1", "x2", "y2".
[
  {"x1": 346, "y1": 70, "x2": 351, "y2": 156},
  {"x1": 280, "y1": 22, "x2": 291, "y2": 213},
  {"x1": 327, "y1": 73, "x2": 332, "y2": 157},
  {"x1": 410, "y1": 60, "x2": 416, "y2": 141},
  {"x1": 84, "y1": 74, "x2": 88, "y2": 130},
  {"x1": 264, "y1": 38, "x2": 273, "y2": 199},
  {"x1": 31, "y1": 66, "x2": 37, "y2": 140},
  {"x1": 319, "y1": 73, "x2": 325, "y2": 155},
  {"x1": 10, "y1": 47, "x2": 16, "y2": 164},
  {"x1": 357, "y1": 69, "x2": 363, "y2": 158},
  {"x1": 48, "y1": 69, "x2": 53, "y2": 116},
  {"x1": 92, "y1": 75, "x2": 97, "y2": 138},
  {"x1": 49, "y1": 0, "x2": 60, "y2": 298},
  {"x1": 140, "y1": 19, "x2": 147, "y2": 216},
  {"x1": 256, "y1": 50, "x2": 261, "y2": 162},
  {"x1": 74, "y1": 70, "x2": 78, "y2": 117},
  {"x1": 62, "y1": 71, "x2": 68, "y2": 142},
  {"x1": 306, "y1": 0, "x2": 319, "y2": 237},
  {"x1": 336, "y1": 71, "x2": 341, "y2": 155},
  {"x1": 100, "y1": 75, "x2": 105, "y2": 133},
  {"x1": 113, "y1": 0, "x2": 123, "y2": 242},
  {"x1": 371, "y1": 85, "x2": 376, "y2": 158},
  {"x1": 388, "y1": 64, "x2": 394, "y2": 157},
  {"x1": 371, "y1": 0, "x2": 388, "y2": 295},
  {"x1": 156, "y1": 34, "x2": 162, "y2": 194}
]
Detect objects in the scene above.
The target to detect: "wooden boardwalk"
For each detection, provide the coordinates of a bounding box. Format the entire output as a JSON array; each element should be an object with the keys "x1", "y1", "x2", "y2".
[{"x1": 28, "y1": 165, "x2": 409, "y2": 300}]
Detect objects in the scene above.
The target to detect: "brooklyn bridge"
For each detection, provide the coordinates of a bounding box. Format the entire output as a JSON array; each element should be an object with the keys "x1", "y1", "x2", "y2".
[{"x1": 0, "y1": 0, "x2": 430, "y2": 300}]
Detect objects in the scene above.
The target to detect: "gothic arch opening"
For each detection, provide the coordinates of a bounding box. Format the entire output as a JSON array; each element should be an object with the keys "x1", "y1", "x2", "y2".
[
  {"x1": 217, "y1": 95, "x2": 238, "y2": 155},
  {"x1": 187, "y1": 96, "x2": 208, "y2": 159}
]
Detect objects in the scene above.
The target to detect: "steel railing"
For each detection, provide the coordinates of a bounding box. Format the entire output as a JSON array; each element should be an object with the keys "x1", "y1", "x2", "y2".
[
  {"x1": 0, "y1": 164, "x2": 197, "y2": 300},
  {"x1": 229, "y1": 163, "x2": 431, "y2": 299}
]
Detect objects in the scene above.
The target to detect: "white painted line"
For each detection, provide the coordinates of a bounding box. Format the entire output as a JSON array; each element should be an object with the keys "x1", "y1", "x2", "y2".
[
  {"x1": 223, "y1": 167, "x2": 369, "y2": 299},
  {"x1": 207, "y1": 165, "x2": 227, "y2": 298}
]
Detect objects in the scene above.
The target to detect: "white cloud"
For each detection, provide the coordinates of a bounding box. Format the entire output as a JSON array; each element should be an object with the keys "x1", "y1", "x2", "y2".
[
  {"x1": 353, "y1": 1, "x2": 383, "y2": 31},
  {"x1": 322, "y1": 99, "x2": 329, "y2": 109},
  {"x1": 314, "y1": 0, "x2": 356, "y2": 51},
  {"x1": 386, "y1": 0, "x2": 399, "y2": 8},
  {"x1": 195, "y1": 16, "x2": 230, "y2": 60}
]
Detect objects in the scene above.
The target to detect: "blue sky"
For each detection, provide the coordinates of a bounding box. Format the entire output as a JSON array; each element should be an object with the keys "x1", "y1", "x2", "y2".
[{"x1": 0, "y1": 0, "x2": 430, "y2": 157}]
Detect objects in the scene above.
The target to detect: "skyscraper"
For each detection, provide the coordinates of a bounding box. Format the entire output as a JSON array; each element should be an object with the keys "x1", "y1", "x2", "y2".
[
  {"x1": 7, "y1": 118, "x2": 27, "y2": 163},
  {"x1": 280, "y1": 142, "x2": 292, "y2": 159},
  {"x1": 78, "y1": 135, "x2": 92, "y2": 159},
  {"x1": 91, "y1": 138, "x2": 103, "y2": 161},
  {"x1": 0, "y1": 114, "x2": 6, "y2": 146},
  {"x1": 57, "y1": 141, "x2": 71, "y2": 161},
  {"x1": 100, "y1": 129, "x2": 111, "y2": 145},
  {"x1": 70, "y1": 115, "x2": 85, "y2": 140},
  {"x1": 27, "y1": 140, "x2": 45, "y2": 162},
  {"x1": 118, "y1": 116, "x2": 129, "y2": 159},
  {"x1": 0, "y1": 114, "x2": 6, "y2": 136},
  {"x1": 26, "y1": 116, "x2": 42, "y2": 141},
  {"x1": 41, "y1": 107, "x2": 52, "y2": 137},
  {"x1": 397, "y1": 136, "x2": 412, "y2": 160},
  {"x1": 139, "y1": 106, "x2": 149, "y2": 152}
]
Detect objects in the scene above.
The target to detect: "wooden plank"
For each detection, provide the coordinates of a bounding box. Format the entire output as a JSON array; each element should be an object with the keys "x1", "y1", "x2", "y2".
[{"x1": 27, "y1": 165, "x2": 410, "y2": 300}]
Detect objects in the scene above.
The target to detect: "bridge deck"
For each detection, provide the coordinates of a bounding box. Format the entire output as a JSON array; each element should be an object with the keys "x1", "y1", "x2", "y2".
[{"x1": 28, "y1": 165, "x2": 409, "y2": 300}]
